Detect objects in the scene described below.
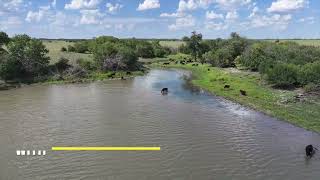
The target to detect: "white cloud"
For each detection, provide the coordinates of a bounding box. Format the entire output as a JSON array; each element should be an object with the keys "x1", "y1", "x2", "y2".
[
  {"x1": 51, "y1": 0, "x2": 57, "y2": 8},
  {"x1": 249, "y1": 6, "x2": 259, "y2": 18},
  {"x1": 177, "y1": 0, "x2": 214, "y2": 12},
  {"x1": 248, "y1": 14, "x2": 292, "y2": 30},
  {"x1": 267, "y1": 0, "x2": 308, "y2": 13},
  {"x1": 0, "y1": 16, "x2": 22, "y2": 30},
  {"x1": 206, "y1": 11, "x2": 224, "y2": 20},
  {"x1": 298, "y1": 16, "x2": 315, "y2": 24},
  {"x1": 0, "y1": 0, "x2": 24, "y2": 14},
  {"x1": 106, "y1": 3, "x2": 123, "y2": 14},
  {"x1": 137, "y1": 0, "x2": 160, "y2": 11},
  {"x1": 65, "y1": 0, "x2": 101, "y2": 10},
  {"x1": 25, "y1": 6, "x2": 51, "y2": 22},
  {"x1": 168, "y1": 14, "x2": 195, "y2": 30},
  {"x1": 215, "y1": 0, "x2": 252, "y2": 10},
  {"x1": 205, "y1": 22, "x2": 228, "y2": 30},
  {"x1": 160, "y1": 12, "x2": 184, "y2": 18},
  {"x1": 226, "y1": 11, "x2": 238, "y2": 20},
  {"x1": 79, "y1": 9, "x2": 102, "y2": 24}
]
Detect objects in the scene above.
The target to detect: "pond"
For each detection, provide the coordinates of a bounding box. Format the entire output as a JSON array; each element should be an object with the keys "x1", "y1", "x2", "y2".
[{"x1": 0, "y1": 69, "x2": 319, "y2": 179}]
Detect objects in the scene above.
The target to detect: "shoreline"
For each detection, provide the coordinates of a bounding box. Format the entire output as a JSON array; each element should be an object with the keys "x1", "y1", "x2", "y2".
[
  {"x1": 0, "y1": 70, "x2": 146, "y2": 90},
  {"x1": 150, "y1": 63, "x2": 320, "y2": 133}
]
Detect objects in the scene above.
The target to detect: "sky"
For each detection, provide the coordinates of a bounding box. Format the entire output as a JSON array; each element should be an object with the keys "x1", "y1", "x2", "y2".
[{"x1": 0, "y1": 0, "x2": 319, "y2": 39}]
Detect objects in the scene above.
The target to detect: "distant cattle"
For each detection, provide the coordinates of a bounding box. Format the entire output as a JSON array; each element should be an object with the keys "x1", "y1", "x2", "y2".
[
  {"x1": 224, "y1": 85, "x2": 230, "y2": 89},
  {"x1": 240, "y1": 90, "x2": 247, "y2": 96},
  {"x1": 161, "y1": 88, "x2": 168, "y2": 95},
  {"x1": 108, "y1": 72, "x2": 116, "y2": 78},
  {"x1": 306, "y1": 144, "x2": 317, "y2": 157}
]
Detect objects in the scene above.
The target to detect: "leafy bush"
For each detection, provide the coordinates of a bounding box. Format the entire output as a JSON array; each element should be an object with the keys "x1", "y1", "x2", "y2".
[
  {"x1": 92, "y1": 42, "x2": 118, "y2": 69},
  {"x1": 0, "y1": 34, "x2": 50, "y2": 80},
  {"x1": 73, "y1": 41, "x2": 89, "y2": 53},
  {"x1": 67, "y1": 45, "x2": 76, "y2": 52},
  {"x1": 299, "y1": 62, "x2": 320, "y2": 85},
  {"x1": 205, "y1": 47, "x2": 234, "y2": 68},
  {"x1": 0, "y1": 31, "x2": 10, "y2": 46},
  {"x1": 61, "y1": 47, "x2": 67, "y2": 52},
  {"x1": 54, "y1": 58, "x2": 71, "y2": 72},
  {"x1": 266, "y1": 63, "x2": 299, "y2": 87},
  {"x1": 238, "y1": 43, "x2": 268, "y2": 71},
  {"x1": 76, "y1": 59, "x2": 96, "y2": 71},
  {"x1": 136, "y1": 42, "x2": 154, "y2": 58}
]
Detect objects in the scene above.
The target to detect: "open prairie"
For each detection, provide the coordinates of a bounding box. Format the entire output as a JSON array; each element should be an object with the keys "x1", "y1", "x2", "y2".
[{"x1": 42, "y1": 40, "x2": 93, "y2": 64}]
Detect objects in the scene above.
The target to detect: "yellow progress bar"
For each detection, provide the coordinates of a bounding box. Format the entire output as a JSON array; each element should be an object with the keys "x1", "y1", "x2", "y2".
[{"x1": 52, "y1": 147, "x2": 161, "y2": 151}]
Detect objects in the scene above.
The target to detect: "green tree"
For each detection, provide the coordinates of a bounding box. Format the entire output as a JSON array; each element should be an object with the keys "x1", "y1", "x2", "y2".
[
  {"x1": 136, "y1": 42, "x2": 154, "y2": 58},
  {"x1": 0, "y1": 34, "x2": 49, "y2": 80},
  {"x1": 0, "y1": 32, "x2": 10, "y2": 54},
  {"x1": 205, "y1": 47, "x2": 234, "y2": 68},
  {"x1": 92, "y1": 42, "x2": 118, "y2": 69},
  {"x1": 0, "y1": 31, "x2": 10, "y2": 46},
  {"x1": 184, "y1": 31, "x2": 203, "y2": 61}
]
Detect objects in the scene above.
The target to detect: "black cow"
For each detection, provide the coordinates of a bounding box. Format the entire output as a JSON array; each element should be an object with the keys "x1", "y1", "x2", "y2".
[
  {"x1": 240, "y1": 90, "x2": 247, "y2": 96},
  {"x1": 108, "y1": 72, "x2": 116, "y2": 78},
  {"x1": 224, "y1": 85, "x2": 230, "y2": 89},
  {"x1": 306, "y1": 145, "x2": 317, "y2": 157},
  {"x1": 161, "y1": 88, "x2": 168, "y2": 94}
]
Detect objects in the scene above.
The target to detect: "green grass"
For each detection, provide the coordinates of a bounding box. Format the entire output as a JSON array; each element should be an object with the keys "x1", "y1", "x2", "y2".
[
  {"x1": 42, "y1": 40, "x2": 93, "y2": 64},
  {"x1": 43, "y1": 71, "x2": 145, "y2": 85},
  {"x1": 265, "y1": 39, "x2": 320, "y2": 47},
  {"x1": 159, "y1": 41, "x2": 184, "y2": 49},
  {"x1": 151, "y1": 62, "x2": 320, "y2": 133}
]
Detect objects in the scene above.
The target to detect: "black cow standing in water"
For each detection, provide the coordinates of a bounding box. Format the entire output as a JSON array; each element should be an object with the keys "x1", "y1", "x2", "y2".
[
  {"x1": 306, "y1": 144, "x2": 317, "y2": 157},
  {"x1": 161, "y1": 88, "x2": 168, "y2": 95}
]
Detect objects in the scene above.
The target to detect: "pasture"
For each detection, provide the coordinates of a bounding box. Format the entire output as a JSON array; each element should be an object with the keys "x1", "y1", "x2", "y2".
[
  {"x1": 159, "y1": 40, "x2": 184, "y2": 49},
  {"x1": 266, "y1": 39, "x2": 320, "y2": 46},
  {"x1": 42, "y1": 40, "x2": 92, "y2": 64}
]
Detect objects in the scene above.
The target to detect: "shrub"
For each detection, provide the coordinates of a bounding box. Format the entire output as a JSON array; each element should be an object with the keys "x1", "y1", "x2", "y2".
[
  {"x1": 92, "y1": 42, "x2": 118, "y2": 69},
  {"x1": 266, "y1": 63, "x2": 299, "y2": 87},
  {"x1": 76, "y1": 59, "x2": 96, "y2": 71},
  {"x1": 0, "y1": 31, "x2": 10, "y2": 46},
  {"x1": 136, "y1": 42, "x2": 154, "y2": 58},
  {"x1": 238, "y1": 43, "x2": 268, "y2": 71},
  {"x1": 54, "y1": 58, "x2": 71, "y2": 72},
  {"x1": 1, "y1": 34, "x2": 50, "y2": 80},
  {"x1": 205, "y1": 47, "x2": 234, "y2": 68},
  {"x1": 299, "y1": 62, "x2": 320, "y2": 85},
  {"x1": 304, "y1": 83, "x2": 319, "y2": 93},
  {"x1": 73, "y1": 41, "x2": 89, "y2": 53},
  {"x1": 67, "y1": 45, "x2": 76, "y2": 52},
  {"x1": 61, "y1": 47, "x2": 67, "y2": 52}
]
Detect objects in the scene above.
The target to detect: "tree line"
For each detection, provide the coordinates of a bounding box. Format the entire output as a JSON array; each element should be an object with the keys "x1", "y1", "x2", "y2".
[
  {"x1": 0, "y1": 32, "x2": 171, "y2": 83},
  {"x1": 1, "y1": 30, "x2": 319, "y2": 89},
  {"x1": 179, "y1": 32, "x2": 320, "y2": 89}
]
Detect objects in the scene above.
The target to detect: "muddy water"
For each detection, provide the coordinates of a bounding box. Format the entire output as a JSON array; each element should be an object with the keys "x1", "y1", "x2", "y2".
[{"x1": 0, "y1": 69, "x2": 320, "y2": 179}]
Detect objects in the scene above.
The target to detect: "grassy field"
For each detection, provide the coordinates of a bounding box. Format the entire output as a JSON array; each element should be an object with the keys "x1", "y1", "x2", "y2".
[
  {"x1": 265, "y1": 39, "x2": 320, "y2": 46},
  {"x1": 159, "y1": 41, "x2": 184, "y2": 49},
  {"x1": 151, "y1": 61, "x2": 320, "y2": 133},
  {"x1": 42, "y1": 40, "x2": 92, "y2": 64}
]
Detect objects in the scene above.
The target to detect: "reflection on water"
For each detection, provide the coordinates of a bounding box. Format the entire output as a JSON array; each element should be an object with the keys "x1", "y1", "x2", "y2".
[{"x1": 0, "y1": 69, "x2": 320, "y2": 180}]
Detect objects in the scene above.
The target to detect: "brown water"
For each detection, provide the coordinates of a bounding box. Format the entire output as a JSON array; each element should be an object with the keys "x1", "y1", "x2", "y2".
[{"x1": 0, "y1": 69, "x2": 320, "y2": 180}]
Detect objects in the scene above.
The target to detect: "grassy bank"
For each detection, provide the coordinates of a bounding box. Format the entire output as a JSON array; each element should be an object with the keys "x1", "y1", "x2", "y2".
[
  {"x1": 151, "y1": 62, "x2": 320, "y2": 133},
  {"x1": 40, "y1": 71, "x2": 145, "y2": 85}
]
